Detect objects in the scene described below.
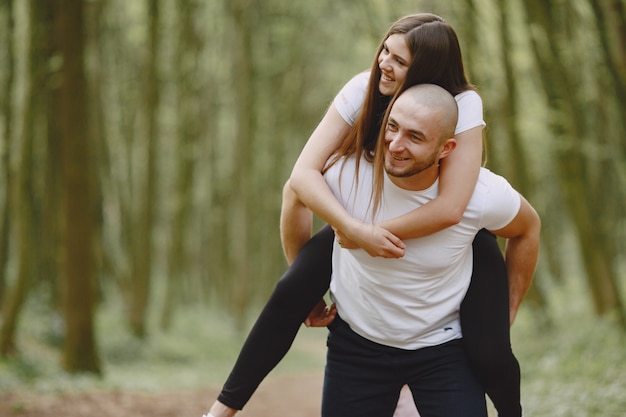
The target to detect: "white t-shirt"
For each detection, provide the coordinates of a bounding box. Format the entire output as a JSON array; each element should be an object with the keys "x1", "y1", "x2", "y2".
[
  {"x1": 333, "y1": 71, "x2": 486, "y2": 135},
  {"x1": 324, "y1": 158, "x2": 520, "y2": 350}
]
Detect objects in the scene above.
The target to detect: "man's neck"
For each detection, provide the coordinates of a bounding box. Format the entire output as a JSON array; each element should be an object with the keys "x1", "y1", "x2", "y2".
[{"x1": 387, "y1": 166, "x2": 440, "y2": 191}]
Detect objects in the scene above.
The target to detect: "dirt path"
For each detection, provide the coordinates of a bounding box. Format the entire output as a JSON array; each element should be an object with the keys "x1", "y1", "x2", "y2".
[{"x1": 0, "y1": 373, "x2": 324, "y2": 417}]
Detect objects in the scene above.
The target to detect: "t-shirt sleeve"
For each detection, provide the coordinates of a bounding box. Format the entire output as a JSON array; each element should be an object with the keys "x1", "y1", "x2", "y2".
[
  {"x1": 478, "y1": 169, "x2": 521, "y2": 231},
  {"x1": 333, "y1": 71, "x2": 370, "y2": 127},
  {"x1": 454, "y1": 90, "x2": 486, "y2": 136}
]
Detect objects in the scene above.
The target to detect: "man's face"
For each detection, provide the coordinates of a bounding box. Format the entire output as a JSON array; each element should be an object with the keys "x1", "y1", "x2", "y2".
[{"x1": 383, "y1": 94, "x2": 447, "y2": 190}]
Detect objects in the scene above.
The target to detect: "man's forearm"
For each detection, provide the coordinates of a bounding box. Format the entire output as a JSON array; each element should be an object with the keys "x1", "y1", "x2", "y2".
[
  {"x1": 505, "y1": 230, "x2": 540, "y2": 325},
  {"x1": 280, "y1": 181, "x2": 313, "y2": 265}
]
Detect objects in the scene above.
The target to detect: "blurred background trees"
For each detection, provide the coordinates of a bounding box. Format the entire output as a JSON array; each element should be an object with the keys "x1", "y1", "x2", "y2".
[{"x1": 0, "y1": 0, "x2": 624, "y2": 374}]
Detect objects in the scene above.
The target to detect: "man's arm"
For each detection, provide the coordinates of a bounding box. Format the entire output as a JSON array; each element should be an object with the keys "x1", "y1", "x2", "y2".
[
  {"x1": 280, "y1": 180, "x2": 313, "y2": 264},
  {"x1": 490, "y1": 195, "x2": 541, "y2": 325},
  {"x1": 279, "y1": 180, "x2": 337, "y2": 327}
]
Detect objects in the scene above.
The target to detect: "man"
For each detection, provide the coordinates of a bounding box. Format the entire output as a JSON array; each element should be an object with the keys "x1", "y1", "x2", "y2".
[{"x1": 321, "y1": 84, "x2": 540, "y2": 417}]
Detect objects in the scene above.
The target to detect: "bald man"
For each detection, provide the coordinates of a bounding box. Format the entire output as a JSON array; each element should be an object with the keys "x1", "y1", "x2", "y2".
[{"x1": 320, "y1": 84, "x2": 540, "y2": 417}]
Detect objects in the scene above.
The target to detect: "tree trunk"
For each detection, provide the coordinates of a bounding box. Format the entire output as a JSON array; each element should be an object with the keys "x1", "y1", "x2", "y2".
[
  {"x1": 83, "y1": 0, "x2": 106, "y2": 307},
  {"x1": 588, "y1": 0, "x2": 626, "y2": 188},
  {"x1": 0, "y1": 124, "x2": 32, "y2": 354},
  {"x1": 522, "y1": 0, "x2": 626, "y2": 327},
  {"x1": 0, "y1": 0, "x2": 52, "y2": 357},
  {"x1": 226, "y1": 0, "x2": 255, "y2": 328},
  {"x1": 0, "y1": 0, "x2": 15, "y2": 304},
  {"x1": 160, "y1": 0, "x2": 202, "y2": 330},
  {"x1": 54, "y1": 0, "x2": 101, "y2": 373},
  {"x1": 95, "y1": 0, "x2": 135, "y2": 309},
  {"x1": 43, "y1": 0, "x2": 63, "y2": 312},
  {"x1": 494, "y1": 0, "x2": 550, "y2": 314},
  {"x1": 129, "y1": 0, "x2": 160, "y2": 338}
]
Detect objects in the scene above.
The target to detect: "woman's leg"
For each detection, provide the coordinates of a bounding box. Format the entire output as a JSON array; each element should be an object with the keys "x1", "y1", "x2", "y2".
[
  {"x1": 461, "y1": 229, "x2": 522, "y2": 417},
  {"x1": 216, "y1": 225, "x2": 334, "y2": 410}
]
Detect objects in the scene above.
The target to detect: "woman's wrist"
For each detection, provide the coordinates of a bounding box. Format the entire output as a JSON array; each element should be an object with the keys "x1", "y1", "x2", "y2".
[{"x1": 337, "y1": 216, "x2": 364, "y2": 239}]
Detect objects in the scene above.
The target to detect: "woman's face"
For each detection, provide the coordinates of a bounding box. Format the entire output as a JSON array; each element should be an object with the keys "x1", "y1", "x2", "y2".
[{"x1": 377, "y1": 33, "x2": 411, "y2": 96}]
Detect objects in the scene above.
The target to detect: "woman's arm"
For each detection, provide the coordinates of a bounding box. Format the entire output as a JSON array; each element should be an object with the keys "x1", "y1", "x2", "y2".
[
  {"x1": 288, "y1": 103, "x2": 405, "y2": 258},
  {"x1": 378, "y1": 125, "x2": 484, "y2": 238},
  {"x1": 288, "y1": 104, "x2": 358, "y2": 231},
  {"x1": 280, "y1": 103, "x2": 350, "y2": 262}
]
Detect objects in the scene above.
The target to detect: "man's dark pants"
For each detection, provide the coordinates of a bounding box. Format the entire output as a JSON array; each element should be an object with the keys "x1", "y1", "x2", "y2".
[{"x1": 322, "y1": 316, "x2": 487, "y2": 417}]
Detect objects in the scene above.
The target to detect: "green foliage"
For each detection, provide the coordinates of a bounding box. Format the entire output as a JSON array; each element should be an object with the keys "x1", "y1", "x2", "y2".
[
  {"x1": 0, "y1": 295, "x2": 326, "y2": 394},
  {"x1": 511, "y1": 279, "x2": 626, "y2": 417},
  {"x1": 0, "y1": 1, "x2": 625, "y2": 415}
]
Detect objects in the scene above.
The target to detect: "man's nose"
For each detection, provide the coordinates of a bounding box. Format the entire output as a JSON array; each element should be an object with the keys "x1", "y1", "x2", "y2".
[{"x1": 387, "y1": 133, "x2": 405, "y2": 152}]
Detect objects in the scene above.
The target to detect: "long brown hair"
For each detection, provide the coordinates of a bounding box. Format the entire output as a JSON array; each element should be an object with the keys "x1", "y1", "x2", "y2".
[
  {"x1": 369, "y1": 18, "x2": 474, "y2": 213},
  {"x1": 324, "y1": 14, "x2": 473, "y2": 181}
]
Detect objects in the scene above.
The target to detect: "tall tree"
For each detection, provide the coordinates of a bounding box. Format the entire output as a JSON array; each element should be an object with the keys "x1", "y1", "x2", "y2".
[
  {"x1": 0, "y1": 0, "x2": 15, "y2": 304},
  {"x1": 493, "y1": 0, "x2": 549, "y2": 313},
  {"x1": 225, "y1": 0, "x2": 255, "y2": 327},
  {"x1": 96, "y1": 0, "x2": 138, "y2": 309},
  {"x1": 521, "y1": 0, "x2": 625, "y2": 327},
  {"x1": 0, "y1": 0, "x2": 51, "y2": 356},
  {"x1": 83, "y1": 0, "x2": 107, "y2": 305},
  {"x1": 129, "y1": 0, "x2": 161, "y2": 338},
  {"x1": 42, "y1": 0, "x2": 63, "y2": 313},
  {"x1": 160, "y1": 0, "x2": 204, "y2": 329},
  {"x1": 588, "y1": 0, "x2": 626, "y2": 185},
  {"x1": 54, "y1": 0, "x2": 101, "y2": 373}
]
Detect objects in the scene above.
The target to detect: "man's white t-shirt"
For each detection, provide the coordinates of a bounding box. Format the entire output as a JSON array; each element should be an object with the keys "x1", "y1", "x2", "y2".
[
  {"x1": 324, "y1": 158, "x2": 520, "y2": 350},
  {"x1": 333, "y1": 71, "x2": 486, "y2": 135}
]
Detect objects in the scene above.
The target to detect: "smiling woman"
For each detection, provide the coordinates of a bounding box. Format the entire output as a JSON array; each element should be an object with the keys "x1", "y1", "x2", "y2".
[
  {"x1": 208, "y1": 12, "x2": 528, "y2": 417},
  {"x1": 378, "y1": 34, "x2": 412, "y2": 96}
]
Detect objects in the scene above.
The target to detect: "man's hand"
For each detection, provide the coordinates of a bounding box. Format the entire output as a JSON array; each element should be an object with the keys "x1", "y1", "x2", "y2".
[
  {"x1": 304, "y1": 298, "x2": 337, "y2": 327},
  {"x1": 334, "y1": 223, "x2": 405, "y2": 258}
]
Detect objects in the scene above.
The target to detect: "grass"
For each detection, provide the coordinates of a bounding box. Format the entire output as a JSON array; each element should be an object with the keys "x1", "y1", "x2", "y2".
[
  {"x1": 510, "y1": 279, "x2": 626, "y2": 417},
  {"x1": 1, "y1": 278, "x2": 625, "y2": 416},
  {"x1": 0, "y1": 297, "x2": 327, "y2": 394}
]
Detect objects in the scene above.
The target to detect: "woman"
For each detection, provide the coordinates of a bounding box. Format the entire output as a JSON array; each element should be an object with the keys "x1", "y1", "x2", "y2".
[{"x1": 207, "y1": 13, "x2": 521, "y2": 417}]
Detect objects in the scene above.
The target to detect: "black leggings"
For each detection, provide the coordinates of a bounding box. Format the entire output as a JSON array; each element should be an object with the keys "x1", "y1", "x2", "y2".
[{"x1": 217, "y1": 226, "x2": 521, "y2": 417}]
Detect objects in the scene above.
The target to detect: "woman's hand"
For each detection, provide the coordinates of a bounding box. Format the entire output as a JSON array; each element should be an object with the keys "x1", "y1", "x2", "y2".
[{"x1": 334, "y1": 222, "x2": 405, "y2": 258}]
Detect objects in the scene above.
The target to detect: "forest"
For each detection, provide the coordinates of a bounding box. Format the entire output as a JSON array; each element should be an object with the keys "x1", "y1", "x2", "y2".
[{"x1": 0, "y1": 0, "x2": 624, "y2": 416}]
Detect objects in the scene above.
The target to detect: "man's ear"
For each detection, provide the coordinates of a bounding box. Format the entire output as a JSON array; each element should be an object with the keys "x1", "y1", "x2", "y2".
[{"x1": 438, "y1": 138, "x2": 457, "y2": 160}]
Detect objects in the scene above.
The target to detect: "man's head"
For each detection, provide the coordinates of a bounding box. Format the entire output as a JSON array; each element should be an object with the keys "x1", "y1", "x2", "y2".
[{"x1": 379, "y1": 84, "x2": 458, "y2": 190}]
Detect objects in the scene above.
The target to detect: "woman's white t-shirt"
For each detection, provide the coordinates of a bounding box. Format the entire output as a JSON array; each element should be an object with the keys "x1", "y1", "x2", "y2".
[{"x1": 333, "y1": 71, "x2": 486, "y2": 135}]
